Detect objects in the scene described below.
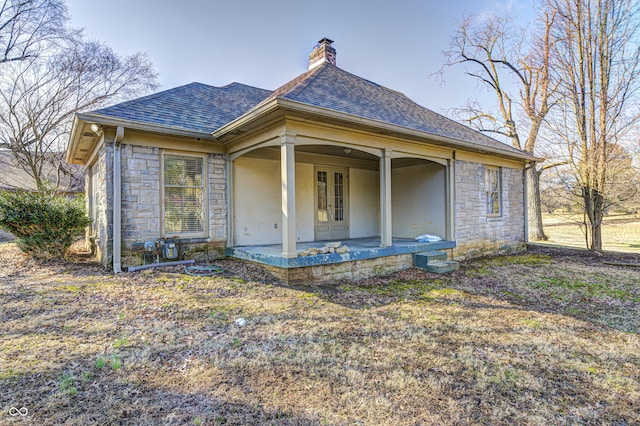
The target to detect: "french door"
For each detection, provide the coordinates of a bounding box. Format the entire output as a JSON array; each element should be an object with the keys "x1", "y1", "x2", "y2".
[{"x1": 315, "y1": 166, "x2": 348, "y2": 240}]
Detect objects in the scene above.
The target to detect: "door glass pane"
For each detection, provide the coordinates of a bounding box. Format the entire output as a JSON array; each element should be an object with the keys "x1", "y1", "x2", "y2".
[
  {"x1": 317, "y1": 171, "x2": 328, "y2": 222},
  {"x1": 334, "y1": 172, "x2": 344, "y2": 222}
]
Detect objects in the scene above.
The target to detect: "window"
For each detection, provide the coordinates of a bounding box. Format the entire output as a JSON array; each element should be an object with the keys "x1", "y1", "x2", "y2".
[
  {"x1": 333, "y1": 171, "x2": 344, "y2": 221},
  {"x1": 317, "y1": 171, "x2": 328, "y2": 222},
  {"x1": 162, "y1": 153, "x2": 206, "y2": 236},
  {"x1": 485, "y1": 166, "x2": 501, "y2": 216}
]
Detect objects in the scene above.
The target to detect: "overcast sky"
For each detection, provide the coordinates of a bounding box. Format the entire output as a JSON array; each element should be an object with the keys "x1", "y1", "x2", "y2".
[{"x1": 64, "y1": 0, "x2": 534, "y2": 114}]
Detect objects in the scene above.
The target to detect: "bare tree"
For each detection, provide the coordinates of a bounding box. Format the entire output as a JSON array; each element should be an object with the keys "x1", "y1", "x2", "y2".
[
  {"x1": 441, "y1": 10, "x2": 558, "y2": 241},
  {"x1": 548, "y1": 0, "x2": 640, "y2": 251},
  {"x1": 0, "y1": 0, "x2": 67, "y2": 65},
  {"x1": 0, "y1": 37, "x2": 158, "y2": 191}
]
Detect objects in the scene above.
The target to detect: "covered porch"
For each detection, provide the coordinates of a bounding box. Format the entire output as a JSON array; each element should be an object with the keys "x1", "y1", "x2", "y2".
[
  {"x1": 224, "y1": 121, "x2": 457, "y2": 281},
  {"x1": 227, "y1": 237, "x2": 457, "y2": 269},
  {"x1": 227, "y1": 237, "x2": 456, "y2": 284}
]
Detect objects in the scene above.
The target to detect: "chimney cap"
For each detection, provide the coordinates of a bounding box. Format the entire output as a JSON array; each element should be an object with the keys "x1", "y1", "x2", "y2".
[{"x1": 309, "y1": 37, "x2": 336, "y2": 69}]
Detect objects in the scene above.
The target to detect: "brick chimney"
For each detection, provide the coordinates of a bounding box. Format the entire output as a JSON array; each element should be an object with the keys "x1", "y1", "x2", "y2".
[{"x1": 308, "y1": 38, "x2": 336, "y2": 70}]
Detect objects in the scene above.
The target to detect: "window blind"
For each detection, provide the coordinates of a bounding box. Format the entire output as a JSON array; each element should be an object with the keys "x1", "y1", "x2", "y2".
[{"x1": 163, "y1": 155, "x2": 204, "y2": 234}]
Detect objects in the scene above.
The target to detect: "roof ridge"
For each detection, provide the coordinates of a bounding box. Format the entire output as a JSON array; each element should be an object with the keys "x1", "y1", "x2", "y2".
[
  {"x1": 282, "y1": 64, "x2": 327, "y2": 99},
  {"x1": 221, "y1": 81, "x2": 271, "y2": 92},
  {"x1": 93, "y1": 82, "x2": 207, "y2": 113}
]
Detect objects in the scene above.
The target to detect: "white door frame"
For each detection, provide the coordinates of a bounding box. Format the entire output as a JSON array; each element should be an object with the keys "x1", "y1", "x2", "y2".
[{"x1": 314, "y1": 165, "x2": 349, "y2": 241}]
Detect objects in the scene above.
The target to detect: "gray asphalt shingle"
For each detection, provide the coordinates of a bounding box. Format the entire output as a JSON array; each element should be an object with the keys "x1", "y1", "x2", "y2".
[
  {"x1": 86, "y1": 63, "x2": 528, "y2": 157},
  {"x1": 260, "y1": 64, "x2": 528, "y2": 156},
  {"x1": 91, "y1": 82, "x2": 271, "y2": 134}
]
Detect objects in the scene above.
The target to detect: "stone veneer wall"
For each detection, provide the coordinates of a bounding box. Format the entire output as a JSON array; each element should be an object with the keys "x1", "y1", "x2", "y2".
[
  {"x1": 453, "y1": 160, "x2": 526, "y2": 259},
  {"x1": 86, "y1": 143, "x2": 112, "y2": 268},
  {"x1": 96, "y1": 143, "x2": 227, "y2": 269},
  {"x1": 263, "y1": 254, "x2": 414, "y2": 285}
]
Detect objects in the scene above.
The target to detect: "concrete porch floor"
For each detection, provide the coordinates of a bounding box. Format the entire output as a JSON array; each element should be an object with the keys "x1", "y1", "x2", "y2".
[{"x1": 227, "y1": 237, "x2": 456, "y2": 269}]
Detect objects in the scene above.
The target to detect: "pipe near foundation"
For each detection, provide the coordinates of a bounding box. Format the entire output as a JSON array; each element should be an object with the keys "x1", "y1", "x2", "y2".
[{"x1": 127, "y1": 259, "x2": 195, "y2": 272}]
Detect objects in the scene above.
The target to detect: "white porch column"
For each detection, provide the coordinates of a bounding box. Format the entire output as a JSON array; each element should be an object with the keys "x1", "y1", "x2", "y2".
[
  {"x1": 281, "y1": 132, "x2": 297, "y2": 258},
  {"x1": 445, "y1": 158, "x2": 455, "y2": 241},
  {"x1": 380, "y1": 148, "x2": 392, "y2": 247},
  {"x1": 226, "y1": 157, "x2": 234, "y2": 247}
]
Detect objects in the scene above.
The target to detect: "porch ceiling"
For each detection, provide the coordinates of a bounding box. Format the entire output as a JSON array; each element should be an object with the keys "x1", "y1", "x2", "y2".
[{"x1": 295, "y1": 144, "x2": 378, "y2": 161}]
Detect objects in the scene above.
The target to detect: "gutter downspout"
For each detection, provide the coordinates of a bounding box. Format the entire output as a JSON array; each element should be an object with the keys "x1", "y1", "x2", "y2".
[
  {"x1": 524, "y1": 161, "x2": 535, "y2": 244},
  {"x1": 113, "y1": 126, "x2": 124, "y2": 273}
]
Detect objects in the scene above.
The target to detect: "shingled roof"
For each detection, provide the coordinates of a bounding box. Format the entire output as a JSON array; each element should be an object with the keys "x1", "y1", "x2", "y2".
[
  {"x1": 89, "y1": 82, "x2": 272, "y2": 135},
  {"x1": 81, "y1": 59, "x2": 531, "y2": 159},
  {"x1": 247, "y1": 63, "x2": 528, "y2": 157}
]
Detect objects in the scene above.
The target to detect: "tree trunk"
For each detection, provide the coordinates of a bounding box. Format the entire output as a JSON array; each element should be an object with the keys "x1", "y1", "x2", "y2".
[
  {"x1": 591, "y1": 191, "x2": 604, "y2": 252},
  {"x1": 582, "y1": 186, "x2": 604, "y2": 252},
  {"x1": 527, "y1": 166, "x2": 548, "y2": 241}
]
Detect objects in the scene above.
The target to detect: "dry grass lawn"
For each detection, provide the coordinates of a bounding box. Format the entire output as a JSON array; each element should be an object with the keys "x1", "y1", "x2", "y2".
[
  {"x1": 1, "y1": 243, "x2": 639, "y2": 425},
  {"x1": 542, "y1": 212, "x2": 640, "y2": 253}
]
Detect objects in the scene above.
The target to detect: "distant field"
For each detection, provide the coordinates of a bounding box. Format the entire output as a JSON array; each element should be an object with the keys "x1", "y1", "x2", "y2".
[{"x1": 540, "y1": 212, "x2": 640, "y2": 253}]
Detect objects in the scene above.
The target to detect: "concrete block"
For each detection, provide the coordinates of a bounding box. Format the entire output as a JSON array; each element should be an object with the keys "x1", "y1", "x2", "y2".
[
  {"x1": 422, "y1": 260, "x2": 460, "y2": 274},
  {"x1": 287, "y1": 268, "x2": 310, "y2": 282},
  {"x1": 310, "y1": 265, "x2": 324, "y2": 277},
  {"x1": 414, "y1": 251, "x2": 448, "y2": 268}
]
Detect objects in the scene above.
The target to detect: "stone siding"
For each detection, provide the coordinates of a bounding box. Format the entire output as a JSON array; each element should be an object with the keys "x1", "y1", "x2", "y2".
[
  {"x1": 118, "y1": 144, "x2": 227, "y2": 268},
  {"x1": 208, "y1": 155, "x2": 227, "y2": 241},
  {"x1": 453, "y1": 160, "x2": 526, "y2": 259},
  {"x1": 121, "y1": 144, "x2": 161, "y2": 250},
  {"x1": 86, "y1": 143, "x2": 112, "y2": 268}
]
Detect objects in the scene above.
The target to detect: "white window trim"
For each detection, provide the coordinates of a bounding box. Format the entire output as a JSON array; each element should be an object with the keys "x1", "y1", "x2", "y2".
[
  {"x1": 485, "y1": 166, "x2": 502, "y2": 217},
  {"x1": 160, "y1": 151, "x2": 209, "y2": 238}
]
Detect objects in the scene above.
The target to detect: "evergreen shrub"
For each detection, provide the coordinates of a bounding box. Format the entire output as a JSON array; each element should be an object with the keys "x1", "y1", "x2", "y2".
[{"x1": 0, "y1": 190, "x2": 90, "y2": 259}]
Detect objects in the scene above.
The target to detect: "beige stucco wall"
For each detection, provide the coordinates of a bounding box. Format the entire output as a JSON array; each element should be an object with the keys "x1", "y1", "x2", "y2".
[
  {"x1": 349, "y1": 168, "x2": 379, "y2": 238},
  {"x1": 391, "y1": 163, "x2": 446, "y2": 239},
  {"x1": 295, "y1": 163, "x2": 315, "y2": 242},
  {"x1": 233, "y1": 157, "x2": 283, "y2": 246},
  {"x1": 453, "y1": 160, "x2": 526, "y2": 258},
  {"x1": 233, "y1": 156, "x2": 383, "y2": 245},
  {"x1": 233, "y1": 157, "x2": 315, "y2": 246}
]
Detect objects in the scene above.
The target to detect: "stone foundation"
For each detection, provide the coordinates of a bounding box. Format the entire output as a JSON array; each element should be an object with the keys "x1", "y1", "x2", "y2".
[
  {"x1": 262, "y1": 254, "x2": 414, "y2": 285},
  {"x1": 453, "y1": 240, "x2": 526, "y2": 260},
  {"x1": 121, "y1": 239, "x2": 226, "y2": 268}
]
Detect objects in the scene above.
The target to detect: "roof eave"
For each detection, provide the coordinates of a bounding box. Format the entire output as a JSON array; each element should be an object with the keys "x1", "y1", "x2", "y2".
[
  {"x1": 213, "y1": 98, "x2": 541, "y2": 163},
  {"x1": 211, "y1": 100, "x2": 282, "y2": 139},
  {"x1": 65, "y1": 115, "x2": 82, "y2": 164},
  {"x1": 77, "y1": 113, "x2": 217, "y2": 140}
]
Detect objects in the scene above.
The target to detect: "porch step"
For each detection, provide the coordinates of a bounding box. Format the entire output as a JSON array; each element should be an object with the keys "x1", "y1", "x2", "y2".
[
  {"x1": 422, "y1": 260, "x2": 460, "y2": 274},
  {"x1": 414, "y1": 251, "x2": 459, "y2": 274},
  {"x1": 414, "y1": 251, "x2": 448, "y2": 268}
]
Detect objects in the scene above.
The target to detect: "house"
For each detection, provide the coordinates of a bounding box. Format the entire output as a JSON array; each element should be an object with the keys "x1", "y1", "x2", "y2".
[
  {"x1": 0, "y1": 150, "x2": 84, "y2": 194},
  {"x1": 66, "y1": 38, "x2": 538, "y2": 283}
]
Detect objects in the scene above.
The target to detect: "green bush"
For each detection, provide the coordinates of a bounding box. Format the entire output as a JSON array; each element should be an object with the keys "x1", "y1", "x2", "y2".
[{"x1": 0, "y1": 190, "x2": 90, "y2": 259}]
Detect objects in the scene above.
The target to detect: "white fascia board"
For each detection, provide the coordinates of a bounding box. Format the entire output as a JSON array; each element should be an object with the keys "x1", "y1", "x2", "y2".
[
  {"x1": 77, "y1": 113, "x2": 216, "y2": 140},
  {"x1": 212, "y1": 98, "x2": 542, "y2": 163}
]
